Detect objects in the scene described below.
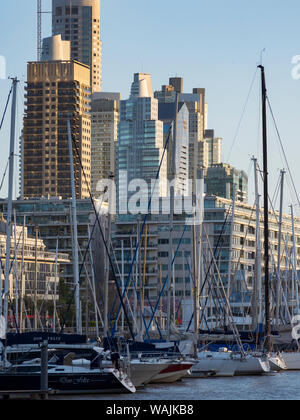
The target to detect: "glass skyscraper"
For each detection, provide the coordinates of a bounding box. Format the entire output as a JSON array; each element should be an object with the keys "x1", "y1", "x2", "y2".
[{"x1": 117, "y1": 73, "x2": 168, "y2": 216}]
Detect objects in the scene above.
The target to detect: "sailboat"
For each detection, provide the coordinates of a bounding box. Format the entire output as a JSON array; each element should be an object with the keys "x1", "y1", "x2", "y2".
[
  {"x1": 191, "y1": 348, "x2": 270, "y2": 378},
  {"x1": 0, "y1": 82, "x2": 136, "y2": 394},
  {"x1": 191, "y1": 65, "x2": 291, "y2": 377},
  {"x1": 0, "y1": 348, "x2": 136, "y2": 395}
]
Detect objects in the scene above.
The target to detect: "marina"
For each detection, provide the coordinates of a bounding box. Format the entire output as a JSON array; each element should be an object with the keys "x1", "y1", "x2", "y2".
[
  {"x1": 0, "y1": 60, "x2": 299, "y2": 400},
  {"x1": 1, "y1": 0, "x2": 300, "y2": 402},
  {"x1": 62, "y1": 372, "x2": 300, "y2": 401}
]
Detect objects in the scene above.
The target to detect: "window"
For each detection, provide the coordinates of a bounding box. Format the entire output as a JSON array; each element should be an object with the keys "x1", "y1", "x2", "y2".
[
  {"x1": 158, "y1": 252, "x2": 168, "y2": 258},
  {"x1": 158, "y1": 238, "x2": 169, "y2": 245}
]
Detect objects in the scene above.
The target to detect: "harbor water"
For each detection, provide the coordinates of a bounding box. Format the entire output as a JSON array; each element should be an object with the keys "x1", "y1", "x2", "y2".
[{"x1": 52, "y1": 371, "x2": 300, "y2": 400}]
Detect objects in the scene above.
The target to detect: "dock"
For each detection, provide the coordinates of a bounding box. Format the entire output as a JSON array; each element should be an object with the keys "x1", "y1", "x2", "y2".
[{"x1": 0, "y1": 389, "x2": 58, "y2": 400}]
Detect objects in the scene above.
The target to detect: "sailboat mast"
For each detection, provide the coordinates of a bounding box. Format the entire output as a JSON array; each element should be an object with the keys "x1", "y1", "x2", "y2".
[
  {"x1": 167, "y1": 92, "x2": 179, "y2": 340},
  {"x1": 53, "y1": 238, "x2": 59, "y2": 333},
  {"x1": 67, "y1": 118, "x2": 81, "y2": 335},
  {"x1": 252, "y1": 157, "x2": 262, "y2": 330},
  {"x1": 290, "y1": 205, "x2": 299, "y2": 315},
  {"x1": 3, "y1": 78, "x2": 18, "y2": 329},
  {"x1": 226, "y1": 184, "x2": 235, "y2": 327},
  {"x1": 258, "y1": 65, "x2": 272, "y2": 352},
  {"x1": 276, "y1": 169, "x2": 285, "y2": 327}
]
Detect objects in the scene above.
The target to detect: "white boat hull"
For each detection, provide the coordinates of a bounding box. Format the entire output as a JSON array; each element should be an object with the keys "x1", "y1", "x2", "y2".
[
  {"x1": 191, "y1": 352, "x2": 270, "y2": 377},
  {"x1": 234, "y1": 357, "x2": 270, "y2": 376},
  {"x1": 268, "y1": 354, "x2": 287, "y2": 371},
  {"x1": 282, "y1": 352, "x2": 300, "y2": 370},
  {"x1": 191, "y1": 358, "x2": 235, "y2": 377},
  {"x1": 129, "y1": 362, "x2": 169, "y2": 387}
]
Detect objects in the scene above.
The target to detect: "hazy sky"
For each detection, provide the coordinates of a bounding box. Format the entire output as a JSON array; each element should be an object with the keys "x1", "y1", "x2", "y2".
[{"x1": 1, "y1": 0, "x2": 300, "y2": 214}]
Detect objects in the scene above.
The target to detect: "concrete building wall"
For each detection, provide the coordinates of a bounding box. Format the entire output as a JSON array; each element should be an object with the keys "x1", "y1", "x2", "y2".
[{"x1": 42, "y1": 34, "x2": 71, "y2": 61}]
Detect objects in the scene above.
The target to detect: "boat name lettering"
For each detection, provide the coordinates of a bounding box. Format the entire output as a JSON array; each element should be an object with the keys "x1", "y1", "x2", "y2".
[{"x1": 59, "y1": 376, "x2": 91, "y2": 385}]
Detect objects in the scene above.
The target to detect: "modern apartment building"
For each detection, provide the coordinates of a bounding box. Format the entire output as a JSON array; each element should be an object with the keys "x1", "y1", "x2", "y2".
[
  {"x1": 205, "y1": 163, "x2": 248, "y2": 203},
  {"x1": 111, "y1": 195, "x2": 300, "y2": 330},
  {"x1": 0, "y1": 214, "x2": 69, "y2": 303},
  {"x1": 169, "y1": 77, "x2": 184, "y2": 94},
  {"x1": 0, "y1": 198, "x2": 95, "y2": 288},
  {"x1": 158, "y1": 101, "x2": 190, "y2": 196},
  {"x1": 204, "y1": 129, "x2": 222, "y2": 167},
  {"x1": 112, "y1": 213, "x2": 194, "y2": 304},
  {"x1": 91, "y1": 92, "x2": 120, "y2": 197},
  {"x1": 52, "y1": 0, "x2": 102, "y2": 92},
  {"x1": 201, "y1": 196, "x2": 300, "y2": 327},
  {"x1": 117, "y1": 73, "x2": 168, "y2": 215},
  {"x1": 155, "y1": 80, "x2": 207, "y2": 184},
  {"x1": 22, "y1": 57, "x2": 91, "y2": 199},
  {"x1": 180, "y1": 90, "x2": 206, "y2": 183}
]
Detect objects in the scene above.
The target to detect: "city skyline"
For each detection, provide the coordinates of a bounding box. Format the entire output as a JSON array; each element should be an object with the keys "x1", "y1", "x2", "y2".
[{"x1": 1, "y1": 0, "x2": 300, "y2": 215}]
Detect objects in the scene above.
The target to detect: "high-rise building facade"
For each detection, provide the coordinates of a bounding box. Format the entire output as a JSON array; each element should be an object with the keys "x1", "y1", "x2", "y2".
[
  {"x1": 155, "y1": 80, "x2": 207, "y2": 184},
  {"x1": 205, "y1": 163, "x2": 248, "y2": 203},
  {"x1": 52, "y1": 0, "x2": 102, "y2": 92},
  {"x1": 0, "y1": 198, "x2": 94, "y2": 288},
  {"x1": 23, "y1": 58, "x2": 91, "y2": 199},
  {"x1": 169, "y1": 77, "x2": 183, "y2": 94},
  {"x1": 91, "y1": 92, "x2": 121, "y2": 197},
  {"x1": 117, "y1": 73, "x2": 168, "y2": 215},
  {"x1": 0, "y1": 214, "x2": 69, "y2": 303},
  {"x1": 158, "y1": 102, "x2": 189, "y2": 196},
  {"x1": 180, "y1": 90, "x2": 206, "y2": 182},
  {"x1": 112, "y1": 214, "x2": 193, "y2": 302},
  {"x1": 204, "y1": 129, "x2": 222, "y2": 167},
  {"x1": 201, "y1": 195, "x2": 300, "y2": 327}
]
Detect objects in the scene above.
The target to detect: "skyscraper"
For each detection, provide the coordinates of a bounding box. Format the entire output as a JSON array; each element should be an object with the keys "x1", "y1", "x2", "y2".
[
  {"x1": 91, "y1": 92, "x2": 121, "y2": 197},
  {"x1": 158, "y1": 101, "x2": 189, "y2": 196},
  {"x1": 169, "y1": 77, "x2": 183, "y2": 94},
  {"x1": 204, "y1": 129, "x2": 222, "y2": 167},
  {"x1": 52, "y1": 0, "x2": 102, "y2": 92},
  {"x1": 117, "y1": 73, "x2": 168, "y2": 215},
  {"x1": 23, "y1": 51, "x2": 91, "y2": 199},
  {"x1": 155, "y1": 80, "x2": 206, "y2": 185},
  {"x1": 205, "y1": 163, "x2": 248, "y2": 203}
]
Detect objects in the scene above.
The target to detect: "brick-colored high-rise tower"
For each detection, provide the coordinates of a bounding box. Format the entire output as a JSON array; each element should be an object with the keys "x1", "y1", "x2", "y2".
[{"x1": 22, "y1": 59, "x2": 91, "y2": 199}]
